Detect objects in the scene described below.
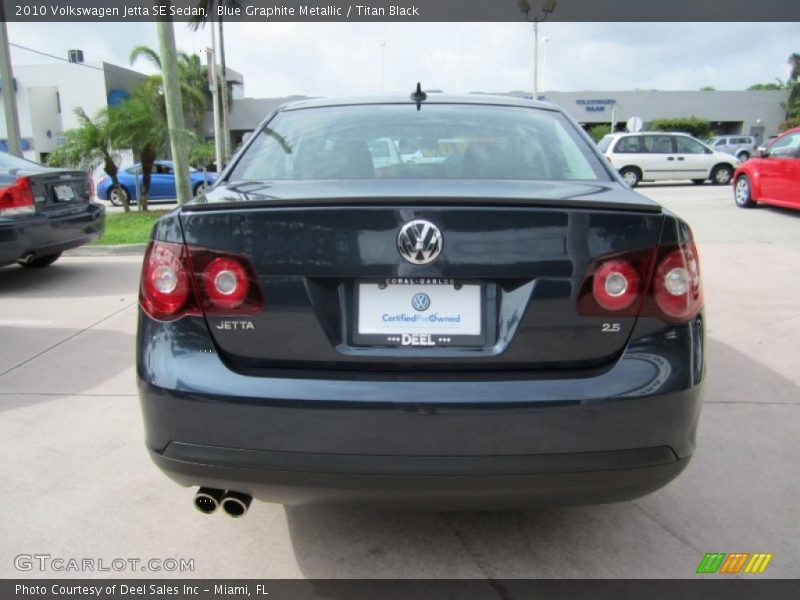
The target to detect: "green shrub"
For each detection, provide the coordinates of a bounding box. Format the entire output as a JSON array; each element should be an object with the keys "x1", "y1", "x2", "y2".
[
  {"x1": 648, "y1": 117, "x2": 711, "y2": 139},
  {"x1": 587, "y1": 124, "x2": 612, "y2": 143}
]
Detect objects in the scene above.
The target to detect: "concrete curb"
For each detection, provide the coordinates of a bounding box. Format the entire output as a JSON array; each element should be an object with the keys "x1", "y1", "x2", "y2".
[{"x1": 65, "y1": 244, "x2": 147, "y2": 257}]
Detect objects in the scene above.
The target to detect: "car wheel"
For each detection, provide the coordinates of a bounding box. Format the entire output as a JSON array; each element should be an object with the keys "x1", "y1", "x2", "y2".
[
  {"x1": 734, "y1": 175, "x2": 756, "y2": 208},
  {"x1": 18, "y1": 252, "x2": 62, "y2": 268},
  {"x1": 193, "y1": 182, "x2": 209, "y2": 196},
  {"x1": 737, "y1": 151, "x2": 750, "y2": 162},
  {"x1": 711, "y1": 165, "x2": 734, "y2": 185},
  {"x1": 620, "y1": 167, "x2": 641, "y2": 187},
  {"x1": 108, "y1": 186, "x2": 130, "y2": 206},
  {"x1": 691, "y1": 179, "x2": 706, "y2": 185}
]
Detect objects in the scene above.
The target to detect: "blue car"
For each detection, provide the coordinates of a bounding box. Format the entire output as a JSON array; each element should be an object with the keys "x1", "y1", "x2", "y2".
[{"x1": 97, "y1": 160, "x2": 217, "y2": 205}]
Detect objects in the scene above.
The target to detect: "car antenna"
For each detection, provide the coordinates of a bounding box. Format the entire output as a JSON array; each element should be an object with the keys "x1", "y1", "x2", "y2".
[{"x1": 411, "y1": 82, "x2": 427, "y2": 111}]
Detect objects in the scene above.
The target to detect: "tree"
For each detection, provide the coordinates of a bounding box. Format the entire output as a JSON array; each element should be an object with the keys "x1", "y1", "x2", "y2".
[
  {"x1": 699, "y1": 86, "x2": 715, "y2": 91},
  {"x1": 649, "y1": 117, "x2": 711, "y2": 139},
  {"x1": 747, "y1": 80, "x2": 785, "y2": 91},
  {"x1": 108, "y1": 82, "x2": 168, "y2": 211},
  {"x1": 47, "y1": 108, "x2": 131, "y2": 212},
  {"x1": 787, "y1": 52, "x2": 800, "y2": 118},
  {"x1": 586, "y1": 124, "x2": 611, "y2": 143},
  {"x1": 189, "y1": 1, "x2": 244, "y2": 166},
  {"x1": 129, "y1": 44, "x2": 208, "y2": 136}
]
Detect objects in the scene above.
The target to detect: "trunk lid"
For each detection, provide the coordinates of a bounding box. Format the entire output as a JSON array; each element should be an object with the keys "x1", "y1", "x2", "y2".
[{"x1": 180, "y1": 181, "x2": 664, "y2": 371}]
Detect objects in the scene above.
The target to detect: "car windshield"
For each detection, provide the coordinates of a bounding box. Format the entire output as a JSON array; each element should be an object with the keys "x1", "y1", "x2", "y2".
[{"x1": 227, "y1": 104, "x2": 610, "y2": 182}]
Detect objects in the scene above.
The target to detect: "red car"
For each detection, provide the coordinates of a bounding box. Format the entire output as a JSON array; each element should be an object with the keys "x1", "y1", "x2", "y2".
[{"x1": 733, "y1": 127, "x2": 800, "y2": 210}]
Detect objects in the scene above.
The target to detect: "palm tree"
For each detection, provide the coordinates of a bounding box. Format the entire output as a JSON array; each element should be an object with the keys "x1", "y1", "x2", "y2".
[
  {"x1": 129, "y1": 45, "x2": 208, "y2": 136},
  {"x1": 108, "y1": 81, "x2": 168, "y2": 211},
  {"x1": 787, "y1": 52, "x2": 800, "y2": 116},
  {"x1": 189, "y1": 1, "x2": 244, "y2": 164},
  {"x1": 47, "y1": 108, "x2": 131, "y2": 212}
]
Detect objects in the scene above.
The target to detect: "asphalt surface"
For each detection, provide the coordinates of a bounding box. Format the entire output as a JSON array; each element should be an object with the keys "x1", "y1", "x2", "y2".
[{"x1": 2, "y1": 183, "x2": 798, "y2": 579}]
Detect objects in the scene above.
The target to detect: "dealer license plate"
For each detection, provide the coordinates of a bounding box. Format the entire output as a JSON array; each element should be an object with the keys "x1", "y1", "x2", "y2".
[{"x1": 355, "y1": 279, "x2": 484, "y2": 347}]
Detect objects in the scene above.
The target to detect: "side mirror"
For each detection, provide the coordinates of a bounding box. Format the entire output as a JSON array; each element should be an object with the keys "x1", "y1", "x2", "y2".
[{"x1": 756, "y1": 148, "x2": 768, "y2": 158}]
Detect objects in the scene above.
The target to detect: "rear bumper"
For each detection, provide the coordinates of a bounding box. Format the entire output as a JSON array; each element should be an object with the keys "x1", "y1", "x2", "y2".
[
  {"x1": 138, "y1": 311, "x2": 704, "y2": 508},
  {"x1": 0, "y1": 203, "x2": 105, "y2": 266},
  {"x1": 152, "y1": 445, "x2": 689, "y2": 510}
]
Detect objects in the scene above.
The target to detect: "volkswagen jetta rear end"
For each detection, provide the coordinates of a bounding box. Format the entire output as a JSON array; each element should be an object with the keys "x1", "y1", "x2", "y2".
[{"x1": 137, "y1": 95, "x2": 705, "y2": 512}]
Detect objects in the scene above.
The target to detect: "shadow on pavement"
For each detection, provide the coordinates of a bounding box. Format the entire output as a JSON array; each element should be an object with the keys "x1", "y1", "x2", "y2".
[
  {"x1": 282, "y1": 337, "x2": 798, "y2": 578},
  {"x1": 0, "y1": 257, "x2": 141, "y2": 298}
]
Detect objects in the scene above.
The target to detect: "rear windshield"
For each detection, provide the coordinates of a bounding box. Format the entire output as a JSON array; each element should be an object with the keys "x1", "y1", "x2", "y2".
[{"x1": 227, "y1": 104, "x2": 610, "y2": 182}]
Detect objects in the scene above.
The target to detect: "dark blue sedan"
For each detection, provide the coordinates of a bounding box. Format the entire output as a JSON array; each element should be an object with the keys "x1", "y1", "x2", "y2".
[
  {"x1": 97, "y1": 160, "x2": 217, "y2": 205},
  {"x1": 0, "y1": 152, "x2": 104, "y2": 268}
]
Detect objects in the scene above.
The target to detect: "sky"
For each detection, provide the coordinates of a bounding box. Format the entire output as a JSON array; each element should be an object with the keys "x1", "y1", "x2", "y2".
[{"x1": 5, "y1": 21, "x2": 799, "y2": 98}]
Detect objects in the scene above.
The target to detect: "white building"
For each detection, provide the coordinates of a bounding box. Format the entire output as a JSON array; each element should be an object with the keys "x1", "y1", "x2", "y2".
[{"x1": 0, "y1": 61, "x2": 147, "y2": 163}]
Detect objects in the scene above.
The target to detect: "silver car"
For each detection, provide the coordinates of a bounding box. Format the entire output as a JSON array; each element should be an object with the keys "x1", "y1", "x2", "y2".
[{"x1": 708, "y1": 135, "x2": 757, "y2": 162}]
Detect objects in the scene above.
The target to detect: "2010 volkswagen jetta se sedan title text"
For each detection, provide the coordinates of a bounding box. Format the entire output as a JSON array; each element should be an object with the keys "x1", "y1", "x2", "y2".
[{"x1": 137, "y1": 93, "x2": 705, "y2": 515}]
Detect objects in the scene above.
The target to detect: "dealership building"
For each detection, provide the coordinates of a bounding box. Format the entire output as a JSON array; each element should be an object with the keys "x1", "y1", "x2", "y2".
[{"x1": 220, "y1": 89, "x2": 789, "y2": 149}]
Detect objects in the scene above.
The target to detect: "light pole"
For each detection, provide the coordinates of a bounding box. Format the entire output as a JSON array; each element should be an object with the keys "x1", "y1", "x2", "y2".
[
  {"x1": 379, "y1": 40, "x2": 386, "y2": 93},
  {"x1": 516, "y1": 1, "x2": 557, "y2": 101},
  {"x1": 541, "y1": 36, "x2": 549, "y2": 92}
]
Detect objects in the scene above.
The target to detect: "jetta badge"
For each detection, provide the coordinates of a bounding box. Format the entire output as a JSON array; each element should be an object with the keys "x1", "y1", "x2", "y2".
[{"x1": 397, "y1": 220, "x2": 442, "y2": 265}]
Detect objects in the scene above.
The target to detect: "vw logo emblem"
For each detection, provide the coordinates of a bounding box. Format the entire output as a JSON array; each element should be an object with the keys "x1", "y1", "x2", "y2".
[
  {"x1": 397, "y1": 219, "x2": 442, "y2": 265},
  {"x1": 411, "y1": 292, "x2": 431, "y2": 312}
]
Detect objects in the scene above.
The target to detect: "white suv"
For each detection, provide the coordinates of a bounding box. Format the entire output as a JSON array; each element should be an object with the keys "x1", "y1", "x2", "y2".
[{"x1": 598, "y1": 132, "x2": 739, "y2": 187}]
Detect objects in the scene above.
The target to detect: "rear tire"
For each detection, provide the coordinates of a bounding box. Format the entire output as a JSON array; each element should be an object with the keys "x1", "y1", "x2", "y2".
[
  {"x1": 193, "y1": 182, "x2": 209, "y2": 196},
  {"x1": 711, "y1": 164, "x2": 734, "y2": 185},
  {"x1": 691, "y1": 179, "x2": 706, "y2": 185},
  {"x1": 734, "y1": 175, "x2": 756, "y2": 208},
  {"x1": 620, "y1": 167, "x2": 641, "y2": 187},
  {"x1": 18, "y1": 252, "x2": 62, "y2": 268},
  {"x1": 108, "y1": 186, "x2": 130, "y2": 206},
  {"x1": 737, "y1": 151, "x2": 750, "y2": 162}
]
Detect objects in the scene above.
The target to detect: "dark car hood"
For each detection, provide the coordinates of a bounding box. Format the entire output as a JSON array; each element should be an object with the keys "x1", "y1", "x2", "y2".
[{"x1": 184, "y1": 179, "x2": 661, "y2": 213}]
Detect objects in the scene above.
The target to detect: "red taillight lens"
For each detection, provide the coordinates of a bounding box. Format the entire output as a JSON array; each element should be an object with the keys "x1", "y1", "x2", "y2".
[
  {"x1": 578, "y1": 242, "x2": 703, "y2": 323},
  {"x1": 592, "y1": 259, "x2": 640, "y2": 311},
  {"x1": 0, "y1": 177, "x2": 35, "y2": 216},
  {"x1": 578, "y1": 248, "x2": 654, "y2": 318},
  {"x1": 87, "y1": 175, "x2": 95, "y2": 199},
  {"x1": 651, "y1": 243, "x2": 703, "y2": 322},
  {"x1": 140, "y1": 241, "x2": 263, "y2": 320},
  {"x1": 140, "y1": 241, "x2": 192, "y2": 320},
  {"x1": 201, "y1": 257, "x2": 250, "y2": 310}
]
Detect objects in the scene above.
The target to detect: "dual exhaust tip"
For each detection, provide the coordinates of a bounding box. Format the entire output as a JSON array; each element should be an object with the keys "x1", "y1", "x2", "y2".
[{"x1": 194, "y1": 488, "x2": 251, "y2": 518}]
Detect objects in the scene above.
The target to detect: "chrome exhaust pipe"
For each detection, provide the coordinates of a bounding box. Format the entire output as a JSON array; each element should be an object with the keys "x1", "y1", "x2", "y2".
[
  {"x1": 194, "y1": 487, "x2": 224, "y2": 514},
  {"x1": 221, "y1": 491, "x2": 252, "y2": 518}
]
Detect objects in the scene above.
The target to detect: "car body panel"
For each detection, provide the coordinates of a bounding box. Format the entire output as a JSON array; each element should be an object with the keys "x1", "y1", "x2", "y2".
[
  {"x1": 0, "y1": 154, "x2": 105, "y2": 267},
  {"x1": 96, "y1": 161, "x2": 217, "y2": 201},
  {"x1": 137, "y1": 96, "x2": 705, "y2": 508},
  {"x1": 733, "y1": 127, "x2": 800, "y2": 209},
  {"x1": 600, "y1": 132, "x2": 738, "y2": 183}
]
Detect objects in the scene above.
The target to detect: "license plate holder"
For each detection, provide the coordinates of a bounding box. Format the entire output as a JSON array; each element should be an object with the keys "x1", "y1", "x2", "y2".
[
  {"x1": 354, "y1": 278, "x2": 485, "y2": 348},
  {"x1": 54, "y1": 184, "x2": 76, "y2": 201}
]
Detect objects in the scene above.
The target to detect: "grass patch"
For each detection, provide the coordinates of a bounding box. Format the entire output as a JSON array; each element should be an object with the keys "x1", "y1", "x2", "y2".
[{"x1": 93, "y1": 210, "x2": 170, "y2": 246}]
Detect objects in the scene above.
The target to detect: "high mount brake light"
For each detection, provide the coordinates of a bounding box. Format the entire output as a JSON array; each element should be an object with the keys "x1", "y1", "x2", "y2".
[
  {"x1": 0, "y1": 177, "x2": 35, "y2": 216},
  {"x1": 140, "y1": 241, "x2": 264, "y2": 321},
  {"x1": 579, "y1": 242, "x2": 703, "y2": 323}
]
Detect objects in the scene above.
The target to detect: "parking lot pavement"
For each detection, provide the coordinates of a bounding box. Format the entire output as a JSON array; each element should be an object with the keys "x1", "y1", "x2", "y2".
[{"x1": 1, "y1": 183, "x2": 798, "y2": 579}]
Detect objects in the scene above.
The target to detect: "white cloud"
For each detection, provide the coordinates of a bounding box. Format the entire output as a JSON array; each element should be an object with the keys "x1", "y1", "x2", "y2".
[{"x1": 6, "y1": 21, "x2": 798, "y2": 98}]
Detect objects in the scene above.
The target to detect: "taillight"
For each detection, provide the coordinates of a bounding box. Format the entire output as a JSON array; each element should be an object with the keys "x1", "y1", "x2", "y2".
[
  {"x1": 592, "y1": 259, "x2": 640, "y2": 311},
  {"x1": 201, "y1": 257, "x2": 250, "y2": 310},
  {"x1": 87, "y1": 175, "x2": 95, "y2": 199},
  {"x1": 188, "y1": 249, "x2": 263, "y2": 315},
  {"x1": 140, "y1": 241, "x2": 193, "y2": 320},
  {"x1": 578, "y1": 248, "x2": 654, "y2": 318},
  {"x1": 0, "y1": 177, "x2": 35, "y2": 216},
  {"x1": 650, "y1": 243, "x2": 703, "y2": 322},
  {"x1": 578, "y1": 242, "x2": 703, "y2": 323},
  {"x1": 139, "y1": 241, "x2": 263, "y2": 320}
]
